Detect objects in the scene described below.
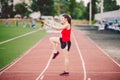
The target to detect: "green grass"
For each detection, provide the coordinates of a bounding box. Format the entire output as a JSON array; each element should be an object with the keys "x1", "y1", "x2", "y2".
[
  {"x1": 0, "y1": 23, "x2": 47, "y2": 70},
  {"x1": 0, "y1": 24, "x2": 38, "y2": 42}
]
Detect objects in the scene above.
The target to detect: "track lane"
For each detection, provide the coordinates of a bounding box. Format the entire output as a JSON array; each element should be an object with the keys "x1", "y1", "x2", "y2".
[
  {"x1": 0, "y1": 35, "x2": 53, "y2": 80},
  {"x1": 43, "y1": 33, "x2": 85, "y2": 80},
  {"x1": 0, "y1": 27, "x2": 120, "y2": 80},
  {"x1": 73, "y1": 27, "x2": 120, "y2": 80}
]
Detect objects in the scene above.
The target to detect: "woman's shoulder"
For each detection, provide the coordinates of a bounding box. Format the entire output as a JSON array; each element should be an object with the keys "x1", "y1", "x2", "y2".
[{"x1": 61, "y1": 23, "x2": 71, "y2": 30}]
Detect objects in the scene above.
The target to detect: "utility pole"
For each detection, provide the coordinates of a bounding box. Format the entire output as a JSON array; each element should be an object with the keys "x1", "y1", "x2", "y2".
[
  {"x1": 89, "y1": 0, "x2": 92, "y2": 25},
  {"x1": 100, "y1": 0, "x2": 104, "y2": 13}
]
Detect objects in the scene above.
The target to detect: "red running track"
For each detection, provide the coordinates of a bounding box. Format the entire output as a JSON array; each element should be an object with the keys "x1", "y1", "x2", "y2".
[{"x1": 0, "y1": 27, "x2": 120, "y2": 80}]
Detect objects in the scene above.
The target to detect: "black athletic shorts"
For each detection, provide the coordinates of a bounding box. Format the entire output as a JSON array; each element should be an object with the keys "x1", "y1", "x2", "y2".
[{"x1": 60, "y1": 38, "x2": 71, "y2": 51}]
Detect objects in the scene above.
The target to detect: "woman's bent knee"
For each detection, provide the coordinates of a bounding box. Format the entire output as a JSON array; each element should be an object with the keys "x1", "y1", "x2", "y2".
[
  {"x1": 49, "y1": 37, "x2": 59, "y2": 43},
  {"x1": 49, "y1": 37, "x2": 53, "y2": 42}
]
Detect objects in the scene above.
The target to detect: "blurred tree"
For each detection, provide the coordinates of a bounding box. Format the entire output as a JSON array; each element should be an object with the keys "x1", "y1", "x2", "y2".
[
  {"x1": 92, "y1": 0, "x2": 97, "y2": 20},
  {"x1": 75, "y1": 1, "x2": 86, "y2": 19},
  {"x1": 54, "y1": 2, "x2": 61, "y2": 15},
  {"x1": 15, "y1": 2, "x2": 28, "y2": 17},
  {"x1": 104, "y1": 0, "x2": 120, "y2": 12},
  {"x1": 37, "y1": 0, "x2": 55, "y2": 16},
  {"x1": 68, "y1": 0, "x2": 76, "y2": 18},
  {"x1": 54, "y1": 0, "x2": 88, "y2": 19},
  {"x1": 30, "y1": 0, "x2": 38, "y2": 12},
  {"x1": 0, "y1": 0, "x2": 13, "y2": 18},
  {"x1": 72, "y1": 7, "x2": 81, "y2": 19},
  {"x1": 54, "y1": 0, "x2": 70, "y2": 15},
  {"x1": 85, "y1": 3, "x2": 89, "y2": 20}
]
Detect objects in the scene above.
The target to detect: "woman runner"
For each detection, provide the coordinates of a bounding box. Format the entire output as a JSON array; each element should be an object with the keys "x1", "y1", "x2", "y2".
[{"x1": 47, "y1": 14, "x2": 72, "y2": 76}]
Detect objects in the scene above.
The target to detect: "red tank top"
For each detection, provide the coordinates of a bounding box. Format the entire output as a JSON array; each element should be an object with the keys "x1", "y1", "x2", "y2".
[{"x1": 61, "y1": 28, "x2": 71, "y2": 42}]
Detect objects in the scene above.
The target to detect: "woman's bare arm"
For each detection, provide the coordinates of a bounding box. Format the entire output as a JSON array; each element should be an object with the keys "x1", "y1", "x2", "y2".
[{"x1": 51, "y1": 24, "x2": 69, "y2": 30}]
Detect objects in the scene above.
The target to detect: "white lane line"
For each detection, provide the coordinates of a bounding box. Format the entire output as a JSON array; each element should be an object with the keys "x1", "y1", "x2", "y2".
[
  {"x1": 88, "y1": 78, "x2": 91, "y2": 80},
  {"x1": 40, "y1": 75, "x2": 44, "y2": 80},
  {"x1": 0, "y1": 36, "x2": 45, "y2": 75},
  {"x1": 0, "y1": 30, "x2": 39, "y2": 45},
  {"x1": 72, "y1": 32, "x2": 87, "y2": 80},
  {"x1": 35, "y1": 53, "x2": 53, "y2": 80},
  {"x1": 87, "y1": 37, "x2": 120, "y2": 67}
]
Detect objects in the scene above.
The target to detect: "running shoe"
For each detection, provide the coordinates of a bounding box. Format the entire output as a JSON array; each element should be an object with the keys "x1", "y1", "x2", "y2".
[
  {"x1": 60, "y1": 71, "x2": 69, "y2": 76},
  {"x1": 52, "y1": 51, "x2": 59, "y2": 59}
]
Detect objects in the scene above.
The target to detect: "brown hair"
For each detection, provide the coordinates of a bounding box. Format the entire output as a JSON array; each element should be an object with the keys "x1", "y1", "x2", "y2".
[{"x1": 63, "y1": 14, "x2": 71, "y2": 25}]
